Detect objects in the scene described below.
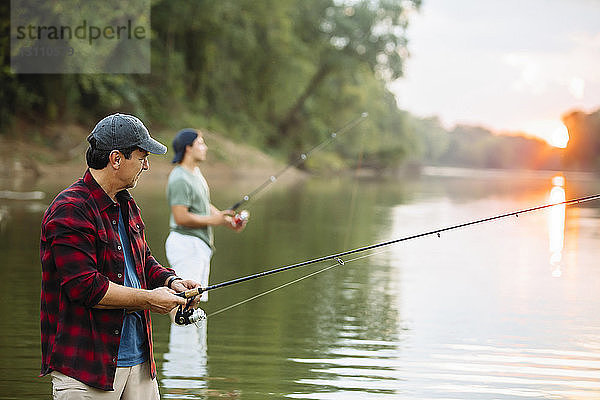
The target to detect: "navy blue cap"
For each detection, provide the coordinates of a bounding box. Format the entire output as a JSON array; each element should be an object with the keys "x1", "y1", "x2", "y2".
[{"x1": 172, "y1": 128, "x2": 198, "y2": 163}]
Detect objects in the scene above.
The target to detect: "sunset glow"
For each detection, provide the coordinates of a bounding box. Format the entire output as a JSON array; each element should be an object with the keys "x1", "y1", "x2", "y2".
[
  {"x1": 548, "y1": 175, "x2": 566, "y2": 277},
  {"x1": 522, "y1": 120, "x2": 570, "y2": 148},
  {"x1": 550, "y1": 124, "x2": 570, "y2": 148}
]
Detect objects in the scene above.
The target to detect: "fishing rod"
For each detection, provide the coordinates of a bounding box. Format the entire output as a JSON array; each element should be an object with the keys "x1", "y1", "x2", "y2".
[
  {"x1": 229, "y1": 112, "x2": 369, "y2": 212},
  {"x1": 174, "y1": 193, "x2": 600, "y2": 324}
]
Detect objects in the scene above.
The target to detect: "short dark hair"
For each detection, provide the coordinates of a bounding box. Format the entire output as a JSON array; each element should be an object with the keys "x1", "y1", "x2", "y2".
[{"x1": 86, "y1": 136, "x2": 139, "y2": 169}]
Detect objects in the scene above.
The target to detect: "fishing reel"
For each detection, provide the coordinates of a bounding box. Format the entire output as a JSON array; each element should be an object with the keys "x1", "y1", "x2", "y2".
[
  {"x1": 173, "y1": 287, "x2": 206, "y2": 326},
  {"x1": 175, "y1": 304, "x2": 206, "y2": 326},
  {"x1": 232, "y1": 210, "x2": 249, "y2": 228}
]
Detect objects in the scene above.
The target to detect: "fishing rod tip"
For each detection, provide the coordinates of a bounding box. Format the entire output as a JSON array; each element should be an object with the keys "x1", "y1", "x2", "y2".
[{"x1": 361, "y1": 112, "x2": 369, "y2": 118}]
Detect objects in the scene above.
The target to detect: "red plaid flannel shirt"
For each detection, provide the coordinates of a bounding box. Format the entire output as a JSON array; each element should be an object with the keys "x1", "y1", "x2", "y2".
[{"x1": 40, "y1": 170, "x2": 175, "y2": 390}]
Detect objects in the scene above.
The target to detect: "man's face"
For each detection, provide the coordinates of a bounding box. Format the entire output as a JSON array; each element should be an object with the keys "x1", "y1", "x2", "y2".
[
  {"x1": 120, "y1": 148, "x2": 149, "y2": 189},
  {"x1": 189, "y1": 135, "x2": 208, "y2": 162}
]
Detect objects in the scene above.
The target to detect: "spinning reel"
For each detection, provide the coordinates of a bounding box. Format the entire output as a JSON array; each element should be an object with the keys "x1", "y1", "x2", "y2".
[
  {"x1": 175, "y1": 304, "x2": 206, "y2": 326},
  {"x1": 173, "y1": 287, "x2": 206, "y2": 326}
]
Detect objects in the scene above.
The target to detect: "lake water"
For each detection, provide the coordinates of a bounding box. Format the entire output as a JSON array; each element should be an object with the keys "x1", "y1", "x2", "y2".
[{"x1": 1, "y1": 167, "x2": 599, "y2": 399}]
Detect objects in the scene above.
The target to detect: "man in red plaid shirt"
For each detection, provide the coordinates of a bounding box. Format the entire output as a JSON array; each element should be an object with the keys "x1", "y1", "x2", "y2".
[{"x1": 40, "y1": 113, "x2": 201, "y2": 399}]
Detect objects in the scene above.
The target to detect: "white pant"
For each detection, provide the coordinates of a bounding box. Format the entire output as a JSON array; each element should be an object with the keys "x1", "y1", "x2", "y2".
[
  {"x1": 165, "y1": 231, "x2": 212, "y2": 302},
  {"x1": 51, "y1": 362, "x2": 159, "y2": 400}
]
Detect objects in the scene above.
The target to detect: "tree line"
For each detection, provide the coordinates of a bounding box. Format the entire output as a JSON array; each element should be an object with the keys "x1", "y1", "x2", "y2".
[
  {"x1": 1, "y1": 1, "x2": 420, "y2": 166},
  {"x1": 403, "y1": 109, "x2": 600, "y2": 173},
  {"x1": 1, "y1": 1, "x2": 598, "y2": 173}
]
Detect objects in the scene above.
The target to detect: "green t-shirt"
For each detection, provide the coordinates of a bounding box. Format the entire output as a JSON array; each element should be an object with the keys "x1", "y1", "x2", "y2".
[{"x1": 167, "y1": 165, "x2": 213, "y2": 248}]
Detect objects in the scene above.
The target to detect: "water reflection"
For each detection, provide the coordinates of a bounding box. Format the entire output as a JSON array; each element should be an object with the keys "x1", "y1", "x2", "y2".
[
  {"x1": 0, "y1": 205, "x2": 8, "y2": 233},
  {"x1": 548, "y1": 174, "x2": 566, "y2": 277},
  {"x1": 161, "y1": 321, "x2": 208, "y2": 397}
]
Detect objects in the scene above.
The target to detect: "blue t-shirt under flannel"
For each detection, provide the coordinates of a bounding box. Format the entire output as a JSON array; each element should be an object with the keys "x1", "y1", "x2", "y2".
[{"x1": 116, "y1": 209, "x2": 148, "y2": 367}]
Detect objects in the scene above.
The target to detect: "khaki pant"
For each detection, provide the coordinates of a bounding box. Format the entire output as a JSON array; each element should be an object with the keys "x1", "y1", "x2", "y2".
[{"x1": 51, "y1": 361, "x2": 159, "y2": 400}]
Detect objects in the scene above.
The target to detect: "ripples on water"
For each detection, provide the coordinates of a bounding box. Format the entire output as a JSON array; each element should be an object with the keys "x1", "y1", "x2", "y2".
[
  {"x1": 290, "y1": 342, "x2": 600, "y2": 399},
  {"x1": 283, "y1": 171, "x2": 600, "y2": 399}
]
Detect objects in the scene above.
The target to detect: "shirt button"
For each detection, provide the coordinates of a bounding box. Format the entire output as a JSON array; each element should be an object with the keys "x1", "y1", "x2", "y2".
[
  {"x1": 112, "y1": 220, "x2": 116, "y2": 225},
  {"x1": 112, "y1": 357, "x2": 116, "y2": 363},
  {"x1": 136, "y1": 224, "x2": 140, "y2": 229},
  {"x1": 117, "y1": 245, "x2": 122, "y2": 250},
  {"x1": 114, "y1": 329, "x2": 119, "y2": 335},
  {"x1": 117, "y1": 273, "x2": 122, "y2": 279}
]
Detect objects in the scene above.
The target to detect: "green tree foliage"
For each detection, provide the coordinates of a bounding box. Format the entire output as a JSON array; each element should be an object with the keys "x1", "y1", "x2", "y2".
[
  {"x1": 1, "y1": 1, "x2": 17, "y2": 128},
  {"x1": 2, "y1": 0, "x2": 422, "y2": 170},
  {"x1": 406, "y1": 115, "x2": 449, "y2": 162},
  {"x1": 2, "y1": 1, "x2": 151, "y2": 127},
  {"x1": 276, "y1": 0, "x2": 421, "y2": 143}
]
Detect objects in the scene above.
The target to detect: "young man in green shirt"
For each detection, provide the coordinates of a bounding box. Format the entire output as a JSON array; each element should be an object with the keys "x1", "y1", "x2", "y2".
[{"x1": 165, "y1": 129, "x2": 247, "y2": 302}]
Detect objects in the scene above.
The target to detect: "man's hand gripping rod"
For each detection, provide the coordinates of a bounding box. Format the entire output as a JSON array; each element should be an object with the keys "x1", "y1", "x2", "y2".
[{"x1": 175, "y1": 287, "x2": 204, "y2": 300}]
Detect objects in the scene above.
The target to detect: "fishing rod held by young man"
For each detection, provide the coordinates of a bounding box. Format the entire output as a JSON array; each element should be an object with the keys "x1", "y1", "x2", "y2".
[{"x1": 229, "y1": 112, "x2": 369, "y2": 211}]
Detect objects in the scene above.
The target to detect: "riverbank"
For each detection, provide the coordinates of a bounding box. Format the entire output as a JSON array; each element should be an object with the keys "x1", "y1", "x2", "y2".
[{"x1": 0, "y1": 121, "x2": 307, "y2": 192}]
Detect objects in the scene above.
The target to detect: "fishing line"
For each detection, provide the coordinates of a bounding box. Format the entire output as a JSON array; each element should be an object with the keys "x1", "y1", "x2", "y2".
[
  {"x1": 343, "y1": 127, "x2": 366, "y2": 250},
  {"x1": 207, "y1": 248, "x2": 391, "y2": 318},
  {"x1": 176, "y1": 193, "x2": 600, "y2": 306},
  {"x1": 207, "y1": 263, "x2": 339, "y2": 318},
  {"x1": 230, "y1": 112, "x2": 369, "y2": 211}
]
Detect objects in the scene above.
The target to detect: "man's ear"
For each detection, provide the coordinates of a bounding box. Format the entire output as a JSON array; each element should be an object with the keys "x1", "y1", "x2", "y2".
[{"x1": 109, "y1": 150, "x2": 121, "y2": 169}]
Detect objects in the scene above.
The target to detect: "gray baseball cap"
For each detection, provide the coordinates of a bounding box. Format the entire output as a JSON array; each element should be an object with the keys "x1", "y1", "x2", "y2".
[{"x1": 88, "y1": 113, "x2": 167, "y2": 155}]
